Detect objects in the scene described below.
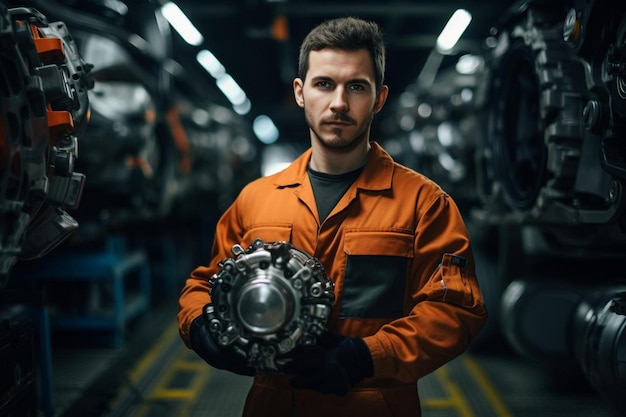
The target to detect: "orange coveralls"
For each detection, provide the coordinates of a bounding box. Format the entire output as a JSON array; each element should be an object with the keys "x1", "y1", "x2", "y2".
[{"x1": 178, "y1": 142, "x2": 487, "y2": 417}]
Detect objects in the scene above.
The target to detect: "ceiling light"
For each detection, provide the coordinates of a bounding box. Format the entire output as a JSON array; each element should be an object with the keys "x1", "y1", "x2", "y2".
[
  {"x1": 196, "y1": 49, "x2": 251, "y2": 115},
  {"x1": 233, "y1": 98, "x2": 252, "y2": 115},
  {"x1": 161, "y1": 2, "x2": 204, "y2": 46},
  {"x1": 455, "y1": 54, "x2": 484, "y2": 74},
  {"x1": 436, "y1": 9, "x2": 472, "y2": 54},
  {"x1": 216, "y1": 73, "x2": 247, "y2": 106},
  {"x1": 253, "y1": 115, "x2": 279, "y2": 144},
  {"x1": 197, "y1": 49, "x2": 226, "y2": 79}
]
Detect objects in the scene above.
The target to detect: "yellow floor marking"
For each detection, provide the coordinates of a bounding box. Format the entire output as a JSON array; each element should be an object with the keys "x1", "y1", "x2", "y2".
[
  {"x1": 106, "y1": 321, "x2": 180, "y2": 412},
  {"x1": 150, "y1": 354, "x2": 211, "y2": 400},
  {"x1": 117, "y1": 323, "x2": 512, "y2": 417},
  {"x1": 128, "y1": 321, "x2": 179, "y2": 383},
  {"x1": 131, "y1": 336, "x2": 212, "y2": 417},
  {"x1": 438, "y1": 365, "x2": 476, "y2": 417},
  {"x1": 463, "y1": 355, "x2": 514, "y2": 417},
  {"x1": 423, "y1": 397, "x2": 461, "y2": 408}
]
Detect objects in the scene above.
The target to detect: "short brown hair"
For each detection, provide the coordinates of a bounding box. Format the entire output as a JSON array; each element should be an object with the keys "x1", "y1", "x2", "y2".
[{"x1": 298, "y1": 17, "x2": 386, "y2": 91}]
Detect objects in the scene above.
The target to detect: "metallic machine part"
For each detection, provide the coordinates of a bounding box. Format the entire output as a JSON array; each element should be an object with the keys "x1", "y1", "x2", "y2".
[
  {"x1": 573, "y1": 287, "x2": 626, "y2": 415},
  {"x1": 207, "y1": 239, "x2": 335, "y2": 372},
  {"x1": 0, "y1": 5, "x2": 93, "y2": 279}
]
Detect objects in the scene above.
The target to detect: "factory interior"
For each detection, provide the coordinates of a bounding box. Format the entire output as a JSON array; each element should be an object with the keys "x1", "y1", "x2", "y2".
[{"x1": 1, "y1": 0, "x2": 626, "y2": 416}]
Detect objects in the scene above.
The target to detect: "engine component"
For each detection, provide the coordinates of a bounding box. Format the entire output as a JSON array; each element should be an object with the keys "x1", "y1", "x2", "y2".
[
  {"x1": 477, "y1": 0, "x2": 626, "y2": 228},
  {"x1": 573, "y1": 287, "x2": 626, "y2": 416},
  {"x1": 500, "y1": 278, "x2": 583, "y2": 368},
  {"x1": 207, "y1": 238, "x2": 335, "y2": 372},
  {"x1": 0, "y1": 5, "x2": 93, "y2": 280},
  {"x1": 487, "y1": 36, "x2": 547, "y2": 211}
]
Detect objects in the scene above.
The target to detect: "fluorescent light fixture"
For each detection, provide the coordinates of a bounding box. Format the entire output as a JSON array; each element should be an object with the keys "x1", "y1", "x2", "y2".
[
  {"x1": 196, "y1": 49, "x2": 252, "y2": 115},
  {"x1": 436, "y1": 9, "x2": 472, "y2": 53},
  {"x1": 233, "y1": 98, "x2": 252, "y2": 115},
  {"x1": 197, "y1": 49, "x2": 226, "y2": 78},
  {"x1": 161, "y1": 2, "x2": 204, "y2": 46},
  {"x1": 216, "y1": 73, "x2": 247, "y2": 106},
  {"x1": 253, "y1": 115, "x2": 279, "y2": 144},
  {"x1": 455, "y1": 54, "x2": 484, "y2": 74}
]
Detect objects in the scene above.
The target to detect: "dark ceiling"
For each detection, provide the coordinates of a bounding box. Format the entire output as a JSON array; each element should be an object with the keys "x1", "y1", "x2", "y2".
[
  {"x1": 8, "y1": 0, "x2": 519, "y2": 143},
  {"x1": 170, "y1": 0, "x2": 518, "y2": 142}
]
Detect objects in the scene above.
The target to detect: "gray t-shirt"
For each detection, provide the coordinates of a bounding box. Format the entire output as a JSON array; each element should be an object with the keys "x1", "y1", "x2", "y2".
[{"x1": 307, "y1": 165, "x2": 364, "y2": 222}]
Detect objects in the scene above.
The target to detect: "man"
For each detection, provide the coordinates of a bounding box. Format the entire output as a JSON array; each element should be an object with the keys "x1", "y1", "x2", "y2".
[{"x1": 178, "y1": 16, "x2": 487, "y2": 417}]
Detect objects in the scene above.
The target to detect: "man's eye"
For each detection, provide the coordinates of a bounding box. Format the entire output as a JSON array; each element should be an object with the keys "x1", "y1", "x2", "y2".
[
  {"x1": 316, "y1": 81, "x2": 332, "y2": 88},
  {"x1": 348, "y1": 84, "x2": 365, "y2": 91}
]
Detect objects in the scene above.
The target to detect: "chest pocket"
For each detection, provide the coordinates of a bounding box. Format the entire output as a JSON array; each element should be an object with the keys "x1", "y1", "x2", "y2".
[{"x1": 339, "y1": 231, "x2": 414, "y2": 319}]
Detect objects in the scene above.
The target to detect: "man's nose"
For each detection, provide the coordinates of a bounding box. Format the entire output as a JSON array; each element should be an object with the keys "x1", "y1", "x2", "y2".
[{"x1": 330, "y1": 87, "x2": 349, "y2": 112}]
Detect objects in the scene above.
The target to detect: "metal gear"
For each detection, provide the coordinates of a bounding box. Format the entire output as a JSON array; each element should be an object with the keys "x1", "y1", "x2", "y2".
[{"x1": 207, "y1": 238, "x2": 335, "y2": 372}]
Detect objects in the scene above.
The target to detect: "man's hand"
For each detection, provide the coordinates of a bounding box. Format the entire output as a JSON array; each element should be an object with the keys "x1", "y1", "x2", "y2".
[
  {"x1": 188, "y1": 304, "x2": 255, "y2": 376},
  {"x1": 281, "y1": 332, "x2": 373, "y2": 396}
]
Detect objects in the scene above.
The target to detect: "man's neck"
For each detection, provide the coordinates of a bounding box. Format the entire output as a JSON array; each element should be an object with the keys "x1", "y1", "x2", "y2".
[{"x1": 310, "y1": 139, "x2": 371, "y2": 175}]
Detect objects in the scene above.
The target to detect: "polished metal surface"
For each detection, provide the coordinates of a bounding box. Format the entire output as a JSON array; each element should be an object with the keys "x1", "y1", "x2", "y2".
[
  {"x1": 237, "y1": 277, "x2": 293, "y2": 334},
  {"x1": 207, "y1": 239, "x2": 335, "y2": 371}
]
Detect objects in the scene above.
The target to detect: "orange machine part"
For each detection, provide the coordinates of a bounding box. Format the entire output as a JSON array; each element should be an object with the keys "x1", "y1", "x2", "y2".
[
  {"x1": 30, "y1": 23, "x2": 65, "y2": 64},
  {"x1": 47, "y1": 110, "x2": 74, "y2": 145},
  {"x1": 166, "y1": 106, "x2": 191, "y2": 174}
]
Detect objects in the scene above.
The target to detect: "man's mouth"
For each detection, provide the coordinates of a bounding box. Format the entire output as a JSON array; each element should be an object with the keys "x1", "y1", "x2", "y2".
[{"x1": 323, "y1": 118, "x2": 353, "y2": 126}]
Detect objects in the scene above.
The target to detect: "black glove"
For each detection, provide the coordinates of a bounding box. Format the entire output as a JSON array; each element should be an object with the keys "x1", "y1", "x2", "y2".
[
  {"x1": 281, "y1": 332, "x2": 373, "y2": 396},
  {"x1": 188, "y1": 305, "x2": 255, "y2": 376}
]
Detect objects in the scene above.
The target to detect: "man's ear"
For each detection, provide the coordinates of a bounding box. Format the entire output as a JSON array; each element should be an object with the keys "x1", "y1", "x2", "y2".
[
  {"x1": 293, "y1": 78, "x2": 305, "y2": 108},
  {"x1": 373, "y1": 85, "x2": 389, "y2": 114}
]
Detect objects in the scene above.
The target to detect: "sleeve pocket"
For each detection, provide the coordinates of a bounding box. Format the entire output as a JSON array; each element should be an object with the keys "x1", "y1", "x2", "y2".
[{"x1": 432, "y1": 253, "x2": 475, "y2": 307}]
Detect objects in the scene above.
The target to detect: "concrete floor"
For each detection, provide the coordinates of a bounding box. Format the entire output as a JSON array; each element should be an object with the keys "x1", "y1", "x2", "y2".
[{"x1": 43, "y1": 300, "x2": 623, "y2": 417}]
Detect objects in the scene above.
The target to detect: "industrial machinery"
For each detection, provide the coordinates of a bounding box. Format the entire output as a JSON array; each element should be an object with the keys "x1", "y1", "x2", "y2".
[
  {"x1": 206, "y1": 238, "x2": 335, "y2": 372},
  {"x1": 0, "y1": 4, "x2": 93, "y2": 282},
  {"x1": 396, "y1": 0, "x2": 626, "y2": 413},
  {"x1": 483, "y1": 1, "x2": 626, "y2": 413}
]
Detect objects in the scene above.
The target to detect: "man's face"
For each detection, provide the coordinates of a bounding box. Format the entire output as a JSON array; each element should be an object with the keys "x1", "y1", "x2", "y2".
[{"x1": 293, "y1": 48, "x2": 388, "y2": 151}]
